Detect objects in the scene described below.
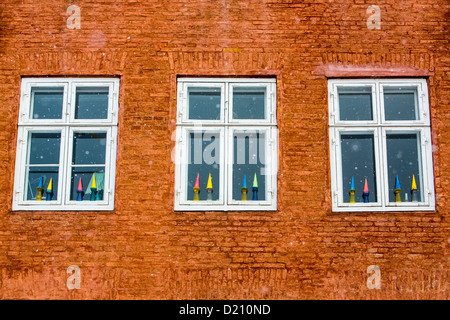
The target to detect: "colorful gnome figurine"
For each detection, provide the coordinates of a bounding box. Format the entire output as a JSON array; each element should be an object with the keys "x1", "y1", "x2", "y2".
[
  {"x1": 410, "y1": 174, "x2": 418, "y2": 202},
  {"x1": 36, "y1": 176, "x2": 44, "y2": 201},
  {"x1": 90, "y1": 173, "x2": 97, "y2": 201},
  {"x1": 45, "y1": 178, "x2": 53, "y2": 201},
  {"x1": 394, "y1": 175, "x2": 402, "y2": 203},
  {"x1": 349, "y1": 176, "x2": 356, "y2": 203},
  {"x1": 241, "y1": 175, "x2": 248, "y2": 201},
  {"x1": 252, "y1": 173, "x2": 259, "y2": 201},
  {"x1": 206, "y1": 173, "x2": 213, "y2": 201},
  {"x1": 362, "y1": 178, "x2": 369, "y2": 203},
  {"x1": 76, "y1": 177, "x2": 84, "y2": 201},
  {"x1": 193, "y1": 173, "x2": 200, "y2": 201}
]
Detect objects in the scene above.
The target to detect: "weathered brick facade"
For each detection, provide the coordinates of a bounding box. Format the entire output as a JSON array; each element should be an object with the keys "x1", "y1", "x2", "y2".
[{"x1": 0, "y1": 0, "x2": 448, "y2": 299}]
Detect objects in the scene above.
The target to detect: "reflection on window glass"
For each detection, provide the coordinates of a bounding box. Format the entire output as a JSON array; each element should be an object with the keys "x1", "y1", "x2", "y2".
[
  {"x1": 75, "y1": 87, "x2": 109, "y2": 119},
  {"x1": 71, "y1": 132, "x2": 107, "y2": 201},
  {"x1": 232, "y1": 87, "x2": 266, "y2": 119},
  {"x1": 187, "y1": 131, "x2": 220, "y2": 201},
  {"x1": 341, "y1": 133, "x2": 377, "y2": 203},
  {"x1": 386, "y1": 133, "x2": 422, "y2": 202},
  {"x1": 338, "y1": 87, "x2": 373, "y2": 121},
  {"x1": 25, "y1": 166, "x2": 59, "y2": 201},
  {"x1": 70, "y1": 166, "x2": 105, "y2": 201},
  {"x1": 28, "y1": 132, "x2": 61, "y2": 165},
  {"x1": 72, "y1": 132, "x2": 107, "y2": 165},
  {"x1": 188, "y1": 87, "x2": 221, "y2": 120},
  {"x1": 31, "y1": 87, "x2": 64, "y2": 119},
  {"x1": 25, "y1": 132, "x2": 61, "y2": 201},
  {"x1": 233, "y1": 130, "x2": 266, "y2": 201},
  {"x1": 384, "y1": 87, "x2": 418, "y2": 121}
]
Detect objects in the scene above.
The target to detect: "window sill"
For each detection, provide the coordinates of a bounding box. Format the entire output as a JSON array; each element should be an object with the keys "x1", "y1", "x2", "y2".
[
  {"x1": 331, "y1": 204, "x2": 436, "y2": 213},
  {"x1": 12, "y1": 204, "x2": 115, "y2": 211},
  {"x1": 174, "y1": 204, "x2": 277, "y2": 212}
]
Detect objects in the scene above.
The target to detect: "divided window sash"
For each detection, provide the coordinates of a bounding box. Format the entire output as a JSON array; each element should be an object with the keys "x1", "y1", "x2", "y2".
[
  {"x1": 328, "y1": 79, "x2": 434, "y2": 212},
  {"x1": 175, "y1": 78, "x2": 277, "y2": 211},
  {"x1": 13, "y1": 78, "x2": 119, "y2": 211}
]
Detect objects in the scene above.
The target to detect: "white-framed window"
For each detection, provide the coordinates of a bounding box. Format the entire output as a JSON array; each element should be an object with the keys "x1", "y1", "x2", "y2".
[
  {"x1": 12, "y1": 77, "x2": 120, "y2": 211},
  {"x1": 174, "y1": 78, "x2": 278, "y2": 211},
  {"x1": 328, "y1": 78, "x2": 435, "y2": 212}
]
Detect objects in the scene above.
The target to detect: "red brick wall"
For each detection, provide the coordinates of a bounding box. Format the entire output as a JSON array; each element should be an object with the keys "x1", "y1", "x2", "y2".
[{"x1": 0, "y1": 0, "x2": 448, "y2": 299}]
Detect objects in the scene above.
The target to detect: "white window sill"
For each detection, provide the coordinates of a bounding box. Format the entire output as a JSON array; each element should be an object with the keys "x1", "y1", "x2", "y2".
[
  {"x1": 174, "y1": 204, "x2": 277, "y2": 212},
  {"x1": 331, "y1": 204, "x2": 436, "y2": 213},
  {"x1": 12, "y1": 204, "x2": 115, "y2": 211}
]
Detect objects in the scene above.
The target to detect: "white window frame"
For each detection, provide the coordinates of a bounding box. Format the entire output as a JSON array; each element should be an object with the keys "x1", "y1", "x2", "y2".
[
  {"x1": 229, "y1": 82, "x2": 274, "y2": 125},
  {"x1": 227, "y1": 126, "x2": 277, "y2": 208},
  {"x1": 180, "y1": 82, "x2": 225, "y2": 125},
  {"x1": 332, "y1": 128, "x2": 383, "y2": 209},
  {"x1": 13, "y1": 77, "x2": 120, "y2": 211},
  {"x1": 328, "y1": 78, "x2": 435, "y2": 212},
  {"x1": 174, "y1": 78, "x2": 278, "y2": 211}
]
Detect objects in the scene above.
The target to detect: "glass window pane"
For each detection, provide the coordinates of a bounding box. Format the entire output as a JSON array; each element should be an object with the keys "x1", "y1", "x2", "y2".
[
  {"x1": 232, "y1": 87, "x2": 266, "y2": 120},
  {"x1": 70, "y1": 167, "x2": 105, "y2": 201},
  {"x1": 25, "y1": 166, "x2": 59, "y2": 200},
  {"x1": 72, "y1": 132, "x2": 107, "y2": 165},
  {"x1": 28, "y1": 132, "x2": 61, "y2": 165},
  {"x1": 338, "y1": 87, "x2": 373, "y2": 121},
  {"x1": 75, "y1": 87, "x2": 109, "y2": 119},
  {"x1": 187, "y1": 131, "x2": 220, "y2": 201},
  {"x1": 384, "y1": 87, "x2": 418, "y2": 121},
  {"x1": 31, "y1": 87, "x2": 64, "y2": 119},
  {"x1": 232, "y1": 130, "x2": 266, "y2": 201},
  {"x1": 188, "y1": 87, "x2": 221, "y2": 120},
  {"x1": 341, "y1": 133, "x2": 377, "y2": 203},
  {"x1": 386, "y1": 133, "x2": 422, "y2": 202}
]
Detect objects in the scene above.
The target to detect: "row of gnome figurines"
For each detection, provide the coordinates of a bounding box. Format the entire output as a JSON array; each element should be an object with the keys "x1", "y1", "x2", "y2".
[
  {"x1": 34, "y1": 174, "x2": 103, "y2": 201},
  {"x1": 349, "y1": 174, "x2": 419, "y2": 203},
  {"x1": 192, "y1": 173, "x2": 259, "y2": 201}
]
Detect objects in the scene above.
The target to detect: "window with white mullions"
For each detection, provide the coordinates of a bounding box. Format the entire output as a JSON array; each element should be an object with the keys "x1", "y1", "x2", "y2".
[
  {"x1": 13, "y1": 78, "x2": 119, "y2": 211},
  {"x1": 175, "y1": 78, "x2": 277, "y2": 211},
  {"x1": 329, "y1": 79, "x2": 435, "y2": 212}
]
